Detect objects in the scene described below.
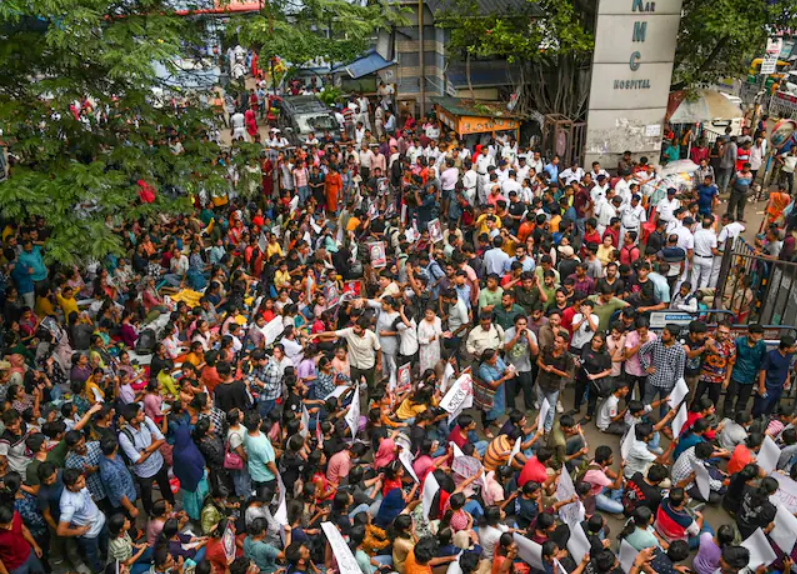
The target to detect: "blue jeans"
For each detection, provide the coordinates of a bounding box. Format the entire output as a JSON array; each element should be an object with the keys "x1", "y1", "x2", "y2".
[
  {"x1": 298, "y1": 186, "x2": 311, "y2": 203},
  {"x1": 596, "y1": 487, "x2": 624, "y2": 514},
  {"x1": 131, "y1": 547, "x2": 155, "y2": 574},
  {"x1": 753, "y1": 388, "x2": 782, "y2": 417},
  {"x1": 9, "y1": 552, "x2": 45, "y2": 574},
  {"x1": 463, "y1": 499, "x2": 484, "y2": 519},
  {"x1": 78, "y1": 525, "x2": 108, "y2": 574},
  {"x1": 349, "y1": 503, "x2": 372, "y2": 518},
  {"x1": 643, "y1": 384, "x2": 672, "y2": 418},
  {"x1": 688, "y1": 523, "x2": 715, "y2": 550},
  {"x1": 259, "y1": 399, "x2": 277, "y2": 418},
  {"x1": 232, "y1": 467, "x2": 251, "y2": 498},
  {"x1": 539, "y1": 389, "x2": 559, "y2": 432}
]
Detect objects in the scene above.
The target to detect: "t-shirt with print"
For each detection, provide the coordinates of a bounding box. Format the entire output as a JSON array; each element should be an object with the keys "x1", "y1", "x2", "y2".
[
  {"x1": 596, "y1": 394, "x2": 620, "y2": 431},
  {"x1": 622, "y1": 472, "x2": 663, "y2": 516}
]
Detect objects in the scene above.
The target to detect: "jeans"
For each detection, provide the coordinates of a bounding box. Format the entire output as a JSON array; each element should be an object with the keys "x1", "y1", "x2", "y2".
[
  {"x1": 298, "y1": 186, "x2": 311, "y2": 203},
  {"x1": 231, "y1": 467, "x2": 252, "y2": 498},
  {"x1": 688, "y1": 523, "x2": 715, "y2": 550},
  {"x1": 135, "y1": 463, "x2": 175, "y2": 516},
  {"x1": 539, "y1": 389, "x2": 560, "y2": 432},
  {"x1": 717, "y1": 167, "x2": 733, "y2": 192},
  {"x1": 574, "y1": 377, "x2": 598, "y2": 417},
  {"x1": 349, "y1": 503, "x2": 372, "y2": 518},
  {"x1": 627, "y1": 375, "x2": 646, "y2": 404},
  {"x1": 473, "y1": 440, "x2": 489, "y2": 457},
  {"x1": 9, "y1": 552, "x2": 45, "y2": 574},
  {"x1": 77, "y1": 525, "x2": 109, "y2": 574},
  {"x1": 258, "y1": 399, "x2": 277, "y2": 418},
  {"x1": 723, "y1": 380, "x2": 753, "y2": 417},
  {"x1": 463, "y1": 499, "x2": 484, "y2": 519},
  {"x1": 163, "y1": 273, "x2": 183, "y2": 287},
  {"x1": 131, "y1": 547, "x2": 155, "y2": 574},
  {"x1": 596, "y1": 487, "x2": 624, "y2": 514},
  {"x1": 643, "y1": 384, "x2": 672, "y2": 418}
]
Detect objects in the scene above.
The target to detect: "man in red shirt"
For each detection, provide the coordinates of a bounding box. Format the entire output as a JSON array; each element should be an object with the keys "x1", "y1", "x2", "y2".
[
  {"x1": 518, "y1": 446, "x2": 555, "y2": 487},
  {"x1": 0, "y1": 507, "x2": 44, "y2": 574}
]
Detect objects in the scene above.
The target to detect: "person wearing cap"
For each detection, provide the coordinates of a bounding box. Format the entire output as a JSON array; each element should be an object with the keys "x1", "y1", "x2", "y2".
[
  {"x1": 656, "y1": 187, "x2": 680, "y2": 228},
  {"x1": 620, "y1": 194, "x2": 647, "y2": 243},
  {"x1": 591, "y1": 173, "x2": 609, "y2": 204}
]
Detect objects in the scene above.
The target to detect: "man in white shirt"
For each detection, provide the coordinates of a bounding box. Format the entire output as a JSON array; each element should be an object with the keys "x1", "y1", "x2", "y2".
[
  {"x1": 230, "y1": 110, "x2": 247, "y2": 141},
  {"x1": 620, "y1": 195, "x2": 647, "y2": 242},
  {"x1": 614, "y1": 172, "x2": 634, "y2": 207},
  {"x1": 484, "y1": 237, "x2": 511, "y2": 276},
  {"x1": 559, "y1": 161, "x2": 585, "y2": 186},
  {"x1": 529, "y1": 151, "x2": 544, "y2": 176},
  {"x1": 590, "y1": 174, "x2": 610, "y2": 204},
  {"x1": 656, "y1": 188, "x2": 680, "y2": 226},
  {"x1": 359, "y1": 144, "x2": 376, "y2": 181},
  {"x1": 595, "y1": 192, "x2": 620, "y2": 236},
  {"x1": 692, "y1": 215, "x2": 719, "y2": 289},
  {"x1": 440, "y1": 158, "x2": 459, "y2": 199},
  {"x1": 514, "y1": 156, "x2": 531, "y2": 183},
  {"x1": 589, "y1": 161, "x2": 609, "y2": 180},
  {"x1": 501, "y1": 170, "x2": 522, "y2": 197},
  {"x1": 496, "y1": 161, "x2": 511, "y2": 183},
  {"x1": 463, "y1": 159, "x2": 479, "y2": 206}
]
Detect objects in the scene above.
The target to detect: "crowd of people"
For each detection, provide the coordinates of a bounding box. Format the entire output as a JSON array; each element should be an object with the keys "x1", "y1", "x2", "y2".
[{"x1": 2, "y1": 60, "x2": 797, "y2": 574}]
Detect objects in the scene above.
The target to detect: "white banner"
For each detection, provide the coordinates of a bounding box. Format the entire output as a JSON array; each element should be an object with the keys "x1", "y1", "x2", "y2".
[
  {"x1": 301, "y1": 405, "x2": 310, "y2": 439},
  {"x1": 259, "y1": 316, "x2": 285, "y2": 346},
  {"x1": 740, "y1": 528, "x2": 777, "y2": 571},
  {"x1": 771, "y1": 503, "x2": 797, "y2": 554},
  {"x1": 758, "y1": 435, "x2": 781, "y2": 474},
  {"x1": 422, "y1": 471, "x2": 441, "y2": 519},
  {"x1": 771, "y1": 473, "x2": 797, "y2": 514},
  {"x1": 440, "y1": 373, "x2": 473, "y2": 423},
  {"x1": 345, "y1": 387, "x2": 360, "y2": 438},
  {"x1": 321, "y1": 522, "x2": 362, "y2": 574},
  {"x1": 513, "y1": 533, "x2": 544, "y2": 570}
]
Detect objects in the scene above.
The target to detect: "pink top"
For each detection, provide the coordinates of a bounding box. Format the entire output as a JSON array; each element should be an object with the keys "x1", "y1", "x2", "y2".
[
  {"x1": 624, "y1": 330, "x2": 657, "y2": 377},
  {"x1": 374, "y1": 439, "x2": 396, "y2": 469},
  {"x1": 413, "y1": 455, "x2": 434, "y2": 485},
  {"x1": 143, "y1": 393, "x2": 163, "y2": 421},
  {"x1": 327, "y1": 450, "x2": 352, "y2": 485}
]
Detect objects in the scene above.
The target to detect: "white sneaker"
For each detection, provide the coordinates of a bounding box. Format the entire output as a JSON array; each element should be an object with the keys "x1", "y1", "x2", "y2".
[{"x1": 556, "y1": 401, "x2": 564, "y2": 413}]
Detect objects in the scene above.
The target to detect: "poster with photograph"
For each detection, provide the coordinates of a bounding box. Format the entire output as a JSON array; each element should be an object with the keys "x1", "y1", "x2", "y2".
[
  {"x1": 369, "y1": 241, "x2": 387, "y2": 268},
  {"x1": 428, "y1": 218, "x2": 443, "y2": 243},
  {"x1": 396, "y1": 363, "x2": 412, "y2": 393}
]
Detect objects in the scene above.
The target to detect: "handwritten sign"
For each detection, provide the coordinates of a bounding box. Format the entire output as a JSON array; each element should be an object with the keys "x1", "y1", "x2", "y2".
[
  {"x1": 440, "y1": 373, "x2": 473, "y2": 423},
  {"x1": 771, "y1": 473, "x2": 797, "y2": 513},
  {"x1": 321, "y1": 522, "x2": 362, "y2": 574}
]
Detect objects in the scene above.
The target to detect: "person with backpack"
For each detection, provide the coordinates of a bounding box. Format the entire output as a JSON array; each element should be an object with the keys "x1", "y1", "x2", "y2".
[{"x1": 117, "y1": 403, "x2": 175, "y2": 517}]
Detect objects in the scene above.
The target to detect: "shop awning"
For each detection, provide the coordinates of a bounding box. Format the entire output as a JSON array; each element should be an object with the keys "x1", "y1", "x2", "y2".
[
  {"x1": 667, "y1": 88, "x2": 743, "y2": 124},
  {"x1": 331, "y1": 50, "x2": 394, "y2": 79}
]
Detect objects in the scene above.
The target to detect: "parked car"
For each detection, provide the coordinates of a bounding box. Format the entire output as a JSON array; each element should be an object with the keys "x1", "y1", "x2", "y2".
[{"x1": 279, "y1": 95, "x2": 340, "y2": 145}]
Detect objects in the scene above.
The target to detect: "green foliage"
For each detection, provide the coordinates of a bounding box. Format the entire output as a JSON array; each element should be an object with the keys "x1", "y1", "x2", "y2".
[
  {"x1": 232, "y1": 0, "x2": 409, "y2": 73},
  {"x1": 318, "y1": 86, "x2": 344, "y2": 107},
  {"x1": 436, "y1": 0, "x2": 593, "y2": 67},
  {"x1": 0, "y1": 0, "x2": 255, "y2": 265},
  {"x1": 672, "y1": 0, "x2": 797, "y2": 89}
]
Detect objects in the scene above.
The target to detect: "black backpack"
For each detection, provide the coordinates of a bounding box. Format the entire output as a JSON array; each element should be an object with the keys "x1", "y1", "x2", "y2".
[{"x1": 135, "y1": 328, "x2": 157, "y2": 355}]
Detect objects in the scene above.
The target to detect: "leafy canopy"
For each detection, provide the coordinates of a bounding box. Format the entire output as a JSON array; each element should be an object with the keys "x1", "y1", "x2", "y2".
[{"x1": 0, "y1": 0, "x2": 254, "y2": 265}]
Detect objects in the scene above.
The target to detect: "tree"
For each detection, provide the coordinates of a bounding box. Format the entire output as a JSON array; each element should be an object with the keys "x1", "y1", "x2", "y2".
[
  {"x1": 435, "y1": 0, "x2": 594, "y2": 119},
  {"x1": 233, "y1": 0, "x2": 408, "y2": 86},
  {"x1": 0, "y1": 0, "x2": 259, "y2": 265},
  {"x1": 671, "y1": 0, "x2": 797, "y2": 91}
]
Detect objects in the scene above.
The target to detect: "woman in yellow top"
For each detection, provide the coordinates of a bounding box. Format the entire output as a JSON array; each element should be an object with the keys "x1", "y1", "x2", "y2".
[
  {"x1": 266, "y1": 233, "x2": 283, "y2": 259},
  {"x1": 34, "y1": 285, "x2": 57, "y2": 318},
  {"x1": 56, "y1": 285, "x2": 79, "y2": 320},
  {"x1": 85, "y1": 367, "x2": 106, "y2": 403},
  {"x1": 596, "y1": 234, "x2": 616, "y2": 267}
]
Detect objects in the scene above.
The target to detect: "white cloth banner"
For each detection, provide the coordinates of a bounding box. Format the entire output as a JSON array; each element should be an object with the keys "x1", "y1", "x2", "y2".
[
  {"x1": 259, "y1": 316, "x2": 285, "y2": 346},
  {"x1": 300, "y1": 405, "x2": 310, "y2": 439},
  {"x1": 399, "y1": 449, "x2": 419, "y2": 483},
  {"x1": 321, "y1": 522, "x2": 362, "y2": 574},
  {"x1": 621, "y1": 424, "x2": 636, "y2": 462},
  {"x1": 619, "y1": 540, "x2": 637, "y2": 574},
  {"x1": 508, "y1": 437, "x2": 522, "y2": 466},
  {"x1": 772, "y1": 473, "x2": 797, "y2": 514}
]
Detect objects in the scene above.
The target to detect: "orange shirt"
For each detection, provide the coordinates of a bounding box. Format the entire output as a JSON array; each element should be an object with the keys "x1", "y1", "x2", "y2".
[
  {"x1": 728, "y1": 444, "x2": 754, "y2": 475},
  {"x1": 405, "y1": 550, "x2": 432, "y2": 574}
]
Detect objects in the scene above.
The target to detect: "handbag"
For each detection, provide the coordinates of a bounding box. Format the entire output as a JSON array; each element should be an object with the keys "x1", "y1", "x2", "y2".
[
  {"x1": 223, "y1": 438, "x2": 244, "y2": 470},
  {"x1": 472, "y1": 376, "x2": 496, "y2": 410}
]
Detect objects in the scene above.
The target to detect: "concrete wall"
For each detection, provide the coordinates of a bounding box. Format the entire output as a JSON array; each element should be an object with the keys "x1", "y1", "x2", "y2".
[{"x1": 585, "y1": 0, "x2": 683, "y2": 168}]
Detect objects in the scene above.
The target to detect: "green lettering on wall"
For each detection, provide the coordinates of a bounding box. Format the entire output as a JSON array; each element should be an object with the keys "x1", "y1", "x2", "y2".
[{"x1": 633, "y1": 21, "x2": 647, "y2": 42}]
